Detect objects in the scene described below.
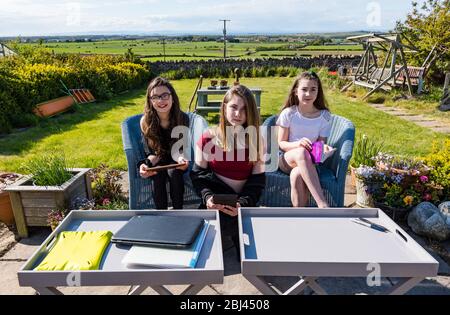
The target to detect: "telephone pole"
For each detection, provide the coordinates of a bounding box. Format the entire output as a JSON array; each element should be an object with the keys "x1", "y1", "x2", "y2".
[
  {"x1": 219, "y1": 19, "x2": 230, "y2": 60},
  {"x1": 162, "y1": 37, "x2": 166, "y2": 62}
]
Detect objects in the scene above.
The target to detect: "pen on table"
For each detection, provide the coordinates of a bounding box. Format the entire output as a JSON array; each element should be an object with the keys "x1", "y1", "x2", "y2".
[
  {"x1": 350, "y1": 218, "x2": 390, "y2": 233},
  {"x1": 357, "y1": 217, "x2": 391, "y2": 233}
]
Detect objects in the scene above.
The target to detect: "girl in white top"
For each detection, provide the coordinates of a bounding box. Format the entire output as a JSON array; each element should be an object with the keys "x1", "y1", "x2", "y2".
[{"x1": 276, "y1": 71, "x2": 332, "y2": 208}]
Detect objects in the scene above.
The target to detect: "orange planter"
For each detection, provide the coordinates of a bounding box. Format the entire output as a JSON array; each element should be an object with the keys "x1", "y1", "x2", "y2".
[
  {"x1": 33, "y1": 96, "x2": 75, "y2": 118},
  {"x1": 0, "y1": 191, "x2": 15, "y2": 225}
]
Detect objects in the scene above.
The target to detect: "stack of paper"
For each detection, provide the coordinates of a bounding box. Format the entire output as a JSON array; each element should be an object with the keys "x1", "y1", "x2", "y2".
[{"x1": 122, "y1": 221, "x2": 210, "y2": 269}]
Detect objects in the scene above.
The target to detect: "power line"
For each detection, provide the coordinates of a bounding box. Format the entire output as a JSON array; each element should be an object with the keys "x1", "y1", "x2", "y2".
[{"x1": 219, "y1": 19, "x2": 230, "y2": 60}]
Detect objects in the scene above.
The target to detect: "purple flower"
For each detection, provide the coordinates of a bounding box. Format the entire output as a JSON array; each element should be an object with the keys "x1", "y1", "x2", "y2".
[{"x1": 419, "y1": 175, "x2": 428, "y2": 183}]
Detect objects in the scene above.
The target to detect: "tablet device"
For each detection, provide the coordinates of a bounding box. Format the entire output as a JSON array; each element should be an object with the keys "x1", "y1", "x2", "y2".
[
  {"x1": 111, "y1": 215, "x2": 204, "y2": 248},
  {"x1": 212, "y1": 194, "x2": 238, "y2": 207},
  {"x1": 146, "y1": 163, "x2": 185, "y2": 172}
]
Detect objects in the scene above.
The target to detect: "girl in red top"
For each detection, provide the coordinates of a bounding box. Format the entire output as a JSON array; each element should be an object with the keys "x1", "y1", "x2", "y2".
[{"x1": 190, "y1": 85, "x2": 266, "y2": 254}]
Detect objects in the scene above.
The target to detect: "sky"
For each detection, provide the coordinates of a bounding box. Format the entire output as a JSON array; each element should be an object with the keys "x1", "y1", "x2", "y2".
[{"x1": 0, "y1": 0, "x2": 417, "y2": 37}]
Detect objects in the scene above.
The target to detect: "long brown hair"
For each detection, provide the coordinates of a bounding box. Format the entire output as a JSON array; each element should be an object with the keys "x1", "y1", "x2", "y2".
[
  {"x1": 216, "y1": 84, "x2": 261, "y2": 162},
  {"x1": 141, "y1": 77, "x2": 185, "y2": 156},
  {"x1": 282, "y1": 71, "x2": 329, "y2": 111}
]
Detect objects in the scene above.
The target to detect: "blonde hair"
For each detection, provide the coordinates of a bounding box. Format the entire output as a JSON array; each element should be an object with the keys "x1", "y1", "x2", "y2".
[{"x1": 216, "y1": 85, "x2": 262, "y2": 162}]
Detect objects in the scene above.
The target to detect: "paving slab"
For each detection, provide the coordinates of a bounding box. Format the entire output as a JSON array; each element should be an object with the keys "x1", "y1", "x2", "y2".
[
  {"x1": 395, "y1": 115, "x2": 432, "y2": 121},
  {"x1": 367, "y1": 103, "x2": 449, "y2": 134},
  {"x1": 415, "y1": 121, "x2": 444, "y2": 128},
  {"x1": 344, "y1": 193, "x2": 357, "y2": 208},
  {"x1": 314, "y1": 277, "x2": 393, "y2": 295},
  {"x1": 431, "y1": 127, "x2": 450, "y2": 134},
  {"x1": 1, "y1": 228, "x2": 50, "y2": 261},
  {"x1": 0, "y1": 262, "x2": 36, "y2": 295},
  {"x1": 392, "y1": 276, "x2": 450, "y2": 295},
  {"x1": 401, "y1": 225, "x2": 450, "y2": 276}
]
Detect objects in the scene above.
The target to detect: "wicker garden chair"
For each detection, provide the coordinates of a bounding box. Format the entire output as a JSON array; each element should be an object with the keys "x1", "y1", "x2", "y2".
[
  {"x1": 259, "y1": 114, "x2": 355, "y2": 207},
  {"x1": 121, "y1": 112, "x2": 208, "y2": 209}
]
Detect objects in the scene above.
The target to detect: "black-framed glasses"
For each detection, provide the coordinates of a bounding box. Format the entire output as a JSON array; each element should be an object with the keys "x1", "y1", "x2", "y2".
[{"x1": 150, "y1": 92, "x2": 171, "y2": 101}]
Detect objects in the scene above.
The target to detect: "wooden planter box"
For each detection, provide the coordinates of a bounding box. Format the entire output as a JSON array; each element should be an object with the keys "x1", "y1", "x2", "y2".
[
  {"x1": 33, "y1": 95, "x2": 75, "y2": 118},
  {"x1": 4, "y1": 168, "x2": 92, "y2": 238},
  {"x1": 0, "y1": 191, "x2": 15, "y2": 225}
]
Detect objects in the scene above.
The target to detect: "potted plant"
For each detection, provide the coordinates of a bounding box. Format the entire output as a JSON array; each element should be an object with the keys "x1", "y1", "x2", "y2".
[
  {"x1": 354, "y1": 165, "x2": 384, "y2": 207},
  {"x1": 0, "y1": 173, "x2": 21, "y2": 225},
  {"x1": 371, "y1": 153, "x2": 443, "y2": 222},
  {"x1": 374, "y1": 152, "x2": 430, "y2": 184},
  {"x1": 349, "y1": 134, "x2": 383, "y2": 187},
  {"x1": 220, "y1": 79, "x2": 228, "y2": 89},
  {"x1": 4, "y1": 154, "x2": 92, "y2": 237}
]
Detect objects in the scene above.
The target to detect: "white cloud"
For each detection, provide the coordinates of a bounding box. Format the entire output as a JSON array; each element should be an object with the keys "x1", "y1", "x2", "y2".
[{"x1": 0, "y1": 0, "x2": 414, "y2": 36}]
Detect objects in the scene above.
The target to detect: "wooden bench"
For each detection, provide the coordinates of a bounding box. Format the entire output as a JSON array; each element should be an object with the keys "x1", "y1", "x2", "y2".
[{"x1": 395, "y1": 65, "x2": 425, "y2": 93}]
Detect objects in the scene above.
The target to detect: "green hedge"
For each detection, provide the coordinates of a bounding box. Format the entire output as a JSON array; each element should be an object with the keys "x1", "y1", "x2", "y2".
[{"x1": 0, "y1": 50, "x2": 150, "y2": 134}]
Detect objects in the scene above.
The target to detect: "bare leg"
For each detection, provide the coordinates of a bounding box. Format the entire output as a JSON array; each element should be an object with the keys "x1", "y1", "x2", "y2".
[
  {"x1": 290, "y1": 167, "x2": 309, "y2": 207},
  {"x1": 284, "y1": 148, "x2": 329, "y2": 208}
]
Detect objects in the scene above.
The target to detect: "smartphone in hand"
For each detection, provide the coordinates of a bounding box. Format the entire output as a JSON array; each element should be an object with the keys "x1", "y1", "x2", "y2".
[{"x1": 212, "y1": 194, "x2": 238, "y2": 207}]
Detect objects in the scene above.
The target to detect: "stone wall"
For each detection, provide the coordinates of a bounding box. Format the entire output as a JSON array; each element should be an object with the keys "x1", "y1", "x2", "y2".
[{"x1": 149, "y1": 55, "x2": 361, "y2": 77}]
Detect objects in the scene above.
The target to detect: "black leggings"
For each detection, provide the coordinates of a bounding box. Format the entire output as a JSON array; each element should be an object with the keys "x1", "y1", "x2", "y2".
[{"x1": 151, "y1": 162, "x2": 185, "y2": 210}]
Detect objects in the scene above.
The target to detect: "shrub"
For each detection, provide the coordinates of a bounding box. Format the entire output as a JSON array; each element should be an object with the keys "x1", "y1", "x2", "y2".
[
  {"x1": 47, "y1": 208, "x2": 68, "y2": 230},
  {"x1": 424, "y1": 140, "x2": 450, "y2": 200},
  {"x1": 89, "y1": 164, "x2": 126, "y2": 205},
  {"x1": 0, "y1": 53, "x2": 150, "y2": 133}
]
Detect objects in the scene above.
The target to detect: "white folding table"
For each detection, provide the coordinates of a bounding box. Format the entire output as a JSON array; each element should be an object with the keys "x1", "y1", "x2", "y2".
[
  {"x1": 238, "y1": 208, "x2": 438, "y2": 295},
  {"x1": 18, "y1": 210, "x2": 224, "y2": 295}
]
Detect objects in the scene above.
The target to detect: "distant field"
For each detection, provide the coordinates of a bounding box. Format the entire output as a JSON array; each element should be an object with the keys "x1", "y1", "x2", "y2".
[{"x1": 19, "y1": 40, "x2": 364, "y2": 61}]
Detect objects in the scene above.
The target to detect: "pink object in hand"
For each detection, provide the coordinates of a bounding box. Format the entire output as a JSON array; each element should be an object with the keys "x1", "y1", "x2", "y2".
[{"x1": 310, "y1": 141, "x2": 324, "y2": 164}]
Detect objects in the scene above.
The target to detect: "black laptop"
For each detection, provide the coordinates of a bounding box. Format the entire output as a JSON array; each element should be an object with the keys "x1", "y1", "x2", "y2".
[{"x1": 111, "y1": 215, "x2": 205, "y2": 248}]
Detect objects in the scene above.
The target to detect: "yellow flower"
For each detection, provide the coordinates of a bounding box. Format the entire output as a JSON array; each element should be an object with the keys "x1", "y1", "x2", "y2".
[{"x1": 403, "y1": 196, "x2": 414, "y2": 206}]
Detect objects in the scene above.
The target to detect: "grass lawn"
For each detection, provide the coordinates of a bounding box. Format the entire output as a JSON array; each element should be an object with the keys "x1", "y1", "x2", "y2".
[{"x1": 0, "y1": 77, "x2": 448, "y2": 173}]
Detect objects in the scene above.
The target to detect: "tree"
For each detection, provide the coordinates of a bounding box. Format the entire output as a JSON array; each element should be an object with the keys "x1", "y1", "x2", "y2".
[
  {"x1": 395, "y1": 0, "x2": 450, "y2": 80},
  {"x1": 124, "y1": 47, "x2": 137, "y2": 63}
]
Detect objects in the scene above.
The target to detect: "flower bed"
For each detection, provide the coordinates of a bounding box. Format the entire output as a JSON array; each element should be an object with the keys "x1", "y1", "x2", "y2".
[{"x1": 355, "y1": 152, "x2": 445, "y2": 221}]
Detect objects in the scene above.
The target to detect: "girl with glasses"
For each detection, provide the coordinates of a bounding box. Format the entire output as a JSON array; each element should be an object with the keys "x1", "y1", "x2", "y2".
[{"x1": 138, "y1": 77, "x2": 190, "y2": 209}]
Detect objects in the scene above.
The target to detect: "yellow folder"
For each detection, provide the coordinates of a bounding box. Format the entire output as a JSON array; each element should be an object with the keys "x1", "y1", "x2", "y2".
[{"x1": 35, "y1": 231, "x2": 113, "y2": 271}]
